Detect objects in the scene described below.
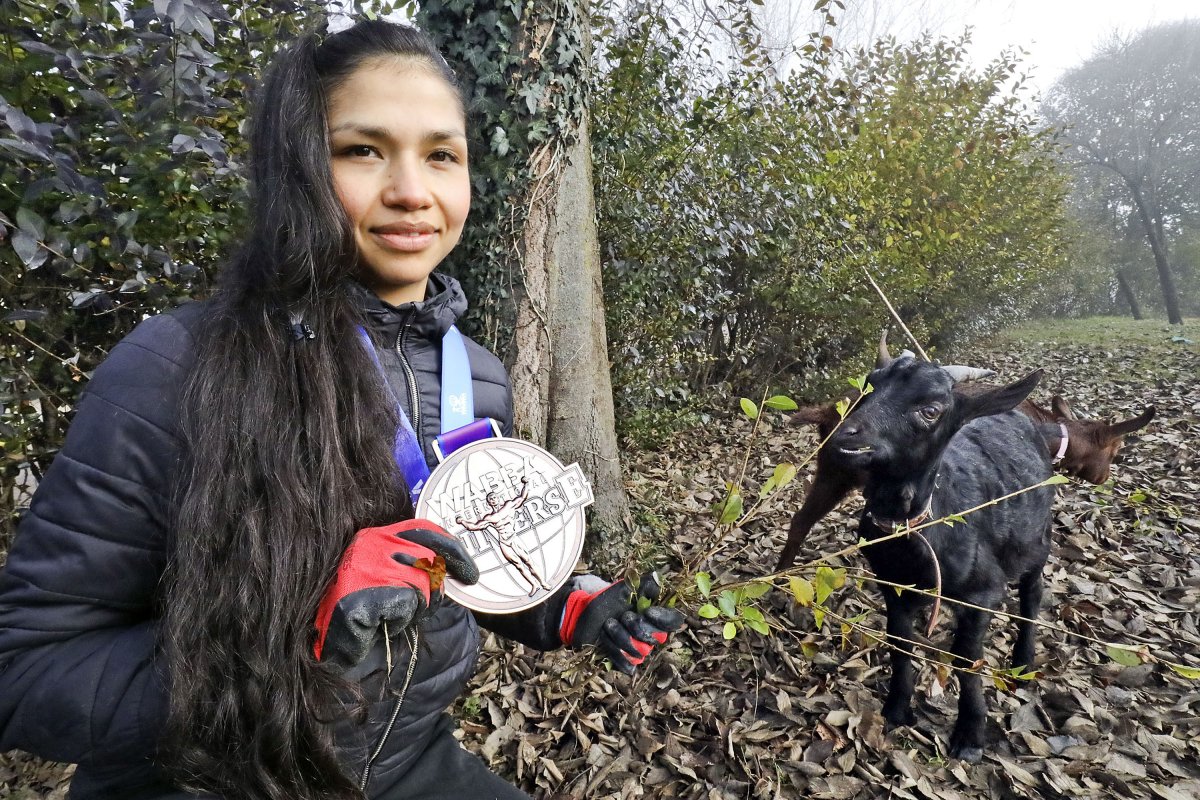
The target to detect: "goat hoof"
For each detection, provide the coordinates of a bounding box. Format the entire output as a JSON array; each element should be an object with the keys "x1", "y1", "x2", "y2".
[
  {"x1": 949, "y1": 728, "x2": 984, "y2": 763},
  {"x1": 950, "y1": 743, "x2": 983, "y2": 763},
  {"x1": 882, "y1": 706, "x2": 916, "y2": 730}
]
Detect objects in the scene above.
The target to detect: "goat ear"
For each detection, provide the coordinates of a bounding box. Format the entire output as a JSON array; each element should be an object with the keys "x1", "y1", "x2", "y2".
[
  {"x1": 792, "y1": 404, "x2": 838, "y2": 427},
  {"x1": 1105, "y1": 405, "x2": 1156, "y2": 438},
  {"x1": 1051, "y1": 395, "x2": 1077, "y2": 420},
  {"x1": 956, "y1": 369, "x2": 1043, "y2": 422}
]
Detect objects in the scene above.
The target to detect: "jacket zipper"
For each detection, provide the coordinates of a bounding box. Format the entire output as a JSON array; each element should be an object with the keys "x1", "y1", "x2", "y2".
[
  {"x1": 395, "y1": 316, "x2": 421, "y2": 436},
  {"x1": 360, "y1": 626, "x2": 421, "y2": 791}
]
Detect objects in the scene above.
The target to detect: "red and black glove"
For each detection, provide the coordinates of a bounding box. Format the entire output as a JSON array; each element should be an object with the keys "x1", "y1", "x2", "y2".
[
  {"x1": 559, "y1": 571, "x2": 685, "y2": 674},
  {"x1": 314, "y1": 519, "x2": 479, "y2": 668}
]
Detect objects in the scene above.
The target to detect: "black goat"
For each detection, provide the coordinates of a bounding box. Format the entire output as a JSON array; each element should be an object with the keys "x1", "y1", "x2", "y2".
[{"x1": 827, "y1": 348, "x2": 1054, "y2": 762}]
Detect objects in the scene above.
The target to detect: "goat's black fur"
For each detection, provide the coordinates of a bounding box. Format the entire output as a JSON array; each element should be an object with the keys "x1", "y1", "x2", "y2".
[{"x1": 828, "y1": 355, "x2": 1054, "y2": 762}]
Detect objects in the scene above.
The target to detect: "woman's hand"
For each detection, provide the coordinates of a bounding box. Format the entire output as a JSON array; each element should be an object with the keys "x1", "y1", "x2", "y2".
[
  {"x1": 314, "y1": 520, "x2": 478, "y2": 668},
  {"x1": 558, "y1": 572, "x2": 686, "y2": 674}
]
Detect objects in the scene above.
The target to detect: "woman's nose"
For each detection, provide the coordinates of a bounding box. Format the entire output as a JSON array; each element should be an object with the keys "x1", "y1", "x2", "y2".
[{"x1": 382, "y1": 159, "x2": 433, "y2": 209}]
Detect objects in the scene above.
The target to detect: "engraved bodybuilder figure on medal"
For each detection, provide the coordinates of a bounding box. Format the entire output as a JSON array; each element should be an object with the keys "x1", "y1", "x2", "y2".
[{"x1": 455, "y1": 477, "x2": 551, "y2": 596}]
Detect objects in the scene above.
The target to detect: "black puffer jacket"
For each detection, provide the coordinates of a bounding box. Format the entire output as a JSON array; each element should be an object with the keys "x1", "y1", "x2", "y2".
[{"x1": 0, "y1": 273, "x2": 513, "y2": 798}]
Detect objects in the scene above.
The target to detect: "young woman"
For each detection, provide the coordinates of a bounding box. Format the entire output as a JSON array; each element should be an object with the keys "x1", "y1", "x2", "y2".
[{"x1": 0, "y1": 20, "x2": 682, "y2": 800}]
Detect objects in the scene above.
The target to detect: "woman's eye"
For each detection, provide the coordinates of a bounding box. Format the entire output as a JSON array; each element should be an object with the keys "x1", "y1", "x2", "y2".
[
  {"x1": 341, "y1": 145, "x2": 377, "y2": 158},
  {"x1": 430, "y1": 149, "x2": 460, "y2": 163},
  {"x1": 919, "y1": 405, "x2": 941, "y2": 421}
]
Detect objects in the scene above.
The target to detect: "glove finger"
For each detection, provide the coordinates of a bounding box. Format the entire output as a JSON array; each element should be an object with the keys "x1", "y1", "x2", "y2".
[
  {"x1": 621, "y1": 609, "x2": 672, "y2": 646},
  {"x1": 597, "y1": 622, "x2": 639, "y2": 674},
  {"x1": 643, "y1": 605, "x2": 686, "y2": 632},
  {"x1": 394, "y1": 525, "x2": 480, "y2": 585},
  {"x1": 636, "y1": 571, "x2": 662, "y2": 602},
  {"x1": 324, "y1": 587, "x2": 423, "y2": 666}
]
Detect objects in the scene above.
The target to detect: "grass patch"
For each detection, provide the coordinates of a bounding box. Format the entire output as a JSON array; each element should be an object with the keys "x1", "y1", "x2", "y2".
[{"x1": 984, "y1": 316, "x2": 1198, "y2": 351}]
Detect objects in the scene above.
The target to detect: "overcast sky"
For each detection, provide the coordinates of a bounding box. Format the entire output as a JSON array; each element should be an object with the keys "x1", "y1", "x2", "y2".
[{"x1": 879, "y1": 0, "x2": 1197, "y2": 98}]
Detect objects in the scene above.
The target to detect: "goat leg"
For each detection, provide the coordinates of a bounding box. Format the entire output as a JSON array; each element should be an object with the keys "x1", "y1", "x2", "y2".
[
  {"x1": 1012, "y1": 568, "x2": 1043, "y2": 671},
  {"x1": 775, "y1": 467, "x2": 857, "y2": 571},
  {"x1": 880, "y1": 596, "x2": 918, "y2": 729},
  {"x1": 948, "y1": 606, "x2": 992, "y2": 763}
]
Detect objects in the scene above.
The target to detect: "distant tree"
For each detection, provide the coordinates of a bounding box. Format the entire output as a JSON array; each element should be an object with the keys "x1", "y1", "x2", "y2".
[{"x1": 1044, "y1": 20, "x2": 1200, "y2": 325}]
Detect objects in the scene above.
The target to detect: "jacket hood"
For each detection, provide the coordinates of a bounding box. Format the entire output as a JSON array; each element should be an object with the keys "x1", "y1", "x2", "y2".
[{"x1": 351, "y1": 272, "x2": 469, "y2": 341}]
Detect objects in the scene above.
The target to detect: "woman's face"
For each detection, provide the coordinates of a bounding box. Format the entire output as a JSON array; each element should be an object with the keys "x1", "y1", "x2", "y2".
[{"x1": 328, "y1": 59, "x2": 470, "y2": 306}]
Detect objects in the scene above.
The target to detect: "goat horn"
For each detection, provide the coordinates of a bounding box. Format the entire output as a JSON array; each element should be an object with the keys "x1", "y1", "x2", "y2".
[
  {"x1": 876, "y1": 330, "x2": 893, "y2": 369},
  {"x1": 942, "y1": 365, "x2": 996, "y2": 382},
  {"x1": 1105, "y1": 405, "x2": 1156, "y2": 437}
]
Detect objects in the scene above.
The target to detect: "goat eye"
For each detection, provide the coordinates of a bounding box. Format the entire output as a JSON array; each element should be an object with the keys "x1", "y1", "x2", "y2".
[{"x1": 919, "y1": 405, "x2": 941, "y2": 421}]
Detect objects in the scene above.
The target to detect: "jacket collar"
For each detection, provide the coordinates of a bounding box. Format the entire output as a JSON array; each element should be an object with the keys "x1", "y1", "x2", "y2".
[{"x1": 350, "y1": 273, "x2": 468, "y2": 341}]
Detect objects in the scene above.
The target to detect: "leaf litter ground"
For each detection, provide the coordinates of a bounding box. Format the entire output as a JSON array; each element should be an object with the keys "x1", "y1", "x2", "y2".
[{"x1": 2, "y1": 318, "x2": 1196, "y2": 799}]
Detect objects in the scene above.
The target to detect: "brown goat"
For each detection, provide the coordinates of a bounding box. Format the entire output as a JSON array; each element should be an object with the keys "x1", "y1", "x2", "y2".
[{"x1": 775, "y1": 387, "x2": 1155, "y2": 570}]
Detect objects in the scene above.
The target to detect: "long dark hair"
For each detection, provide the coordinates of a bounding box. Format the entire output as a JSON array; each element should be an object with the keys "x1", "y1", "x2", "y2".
[{"x1": 161, "y1": 20, "x2": 462, "y2": 800}]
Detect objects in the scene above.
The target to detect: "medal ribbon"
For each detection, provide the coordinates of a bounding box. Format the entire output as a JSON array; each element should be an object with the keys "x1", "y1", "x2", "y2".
[{"x1": 358, "y1": 324, "x2": 497, "y2": 500}]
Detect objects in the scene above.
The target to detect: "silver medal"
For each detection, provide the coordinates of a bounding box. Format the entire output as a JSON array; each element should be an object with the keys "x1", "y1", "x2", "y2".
[{"x1": 415, "y1": 438, "x2": 593, "y2": 613}]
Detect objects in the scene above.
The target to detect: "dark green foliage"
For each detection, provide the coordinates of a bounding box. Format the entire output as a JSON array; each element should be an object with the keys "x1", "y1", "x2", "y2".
[{"x1": 0, "y1": 0, "x2": 320, "y2": 536}]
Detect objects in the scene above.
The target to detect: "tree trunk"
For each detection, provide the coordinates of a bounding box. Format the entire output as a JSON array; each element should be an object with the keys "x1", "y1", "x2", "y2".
[
  {"x1": 1115, "y1": 269, "x2": 1144, "y2": 319},
  {"x1": 511, "y1": 8, "x2": 632, "y2": 573},
  {"x1": 1130, "y1": 183, "x2": 1185, "y2": 324}
]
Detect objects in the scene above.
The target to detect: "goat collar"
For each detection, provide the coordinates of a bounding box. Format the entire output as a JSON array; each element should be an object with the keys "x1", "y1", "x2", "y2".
[
  {"x1": 1054, "y1": 423, "x2": 1069, "y2": 463},
  {"x1": 867, "y1": 499, "x2": 933, "y2": 532}
]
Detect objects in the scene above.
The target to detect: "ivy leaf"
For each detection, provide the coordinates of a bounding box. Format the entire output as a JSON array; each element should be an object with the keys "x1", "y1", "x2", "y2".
[
  {"x1": 695, "y1": 571, "x2": 712, "y2": 598},
  {"x1": 739, "y1": 397, "x2": 759, "y2": 419},
  {"x1": 697, "y1": 603, "x2": 719, "y2": 619}
]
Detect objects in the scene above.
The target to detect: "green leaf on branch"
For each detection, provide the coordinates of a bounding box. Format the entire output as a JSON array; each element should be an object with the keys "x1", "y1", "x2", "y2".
[
  {"x1": 814, "y1": 566, "x2": 846, "y2": 604},
  {"x1": 717, "y1": 488, "x2": 743, "y2": 524},
  {"x1": 739, "y1": 398, "x2": 759, "y2": 419},
  {"x1": 835, "y1": 399, "x2": 849, "y2": 419},
  {"x1": 1045, "y1": 474, "x2": 1070, "y2": 485},
  {"x1": 695, "y1": 572, "x2": 712, "y2": 598},
  {"x1": 746, "y1": 618, "x2": 770, "y2": 635},
  {"x1": 717, "y1": 590, "x2": 738, "y2": 619},
  {"x1": 763, "y1": 395, "x2": 798, "y2": 411},
  {"x1": 789, "y1": 577, "x2": 814, "y2": 606},
  {"x1": 698, "y1": 603, "x2": 720, "y2": 619},
  {"x1": 741, "y1": 581, "x2": 772, "y2": 600},
  {"x1": 742, "y1": 607, "x2": 765, "y2": 623},
  {"x1": 771, "y1": 462, "x2": 797, "y2": 491},
  {"x1": 812, "y1": 607, "x2": 826, "y2": 629}
]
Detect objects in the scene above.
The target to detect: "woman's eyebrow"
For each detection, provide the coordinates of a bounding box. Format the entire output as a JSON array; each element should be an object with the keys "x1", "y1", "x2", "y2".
[{"x1": 328, "y1": 124, "x2": 466, "y2": 142}]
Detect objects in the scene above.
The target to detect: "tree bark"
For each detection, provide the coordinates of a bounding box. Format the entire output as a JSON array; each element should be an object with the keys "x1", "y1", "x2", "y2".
[
  {"x1": 1129, "y1": 182, "x2": 1185, "y2": 324},
  {"x1": 1115, "y1": 268, "x2": 1143, "y2": 320},
  {"x1": 511, "y1": 7, "x2": 632, "y2": 572}
]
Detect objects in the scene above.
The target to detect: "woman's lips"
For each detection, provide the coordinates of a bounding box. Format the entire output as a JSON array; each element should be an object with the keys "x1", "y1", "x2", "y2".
[{"x1": 372, "y1": 230, "x2": 436, "y2": 252}]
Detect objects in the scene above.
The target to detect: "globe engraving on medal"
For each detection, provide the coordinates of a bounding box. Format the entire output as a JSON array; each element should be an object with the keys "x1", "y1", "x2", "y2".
[{"x1": 415, "y1": 437, "x2": 593, "y2": 613}]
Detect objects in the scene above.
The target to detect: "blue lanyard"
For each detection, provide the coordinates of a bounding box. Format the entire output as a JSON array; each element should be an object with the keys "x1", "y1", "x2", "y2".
[{"x1": 357, "y1": 324, "x2": 475, "y2": 499}]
